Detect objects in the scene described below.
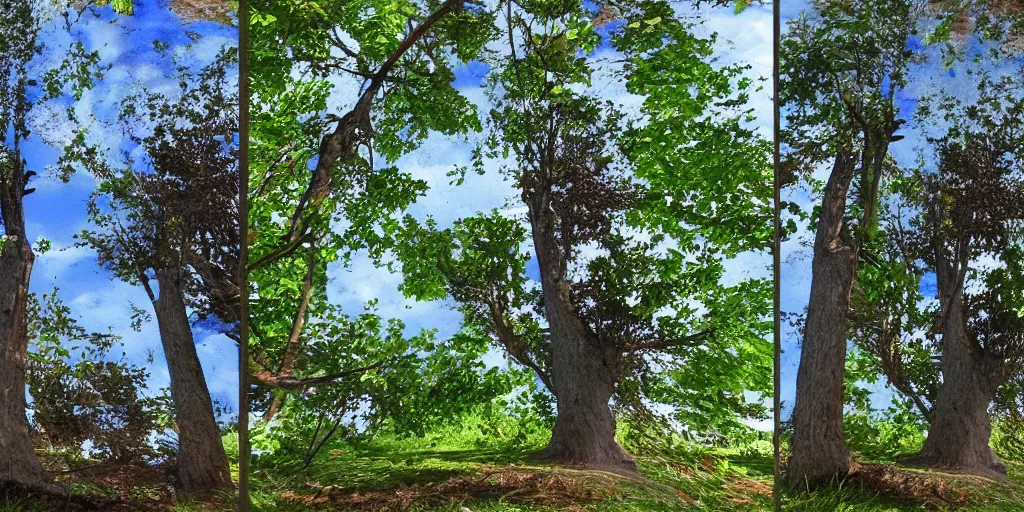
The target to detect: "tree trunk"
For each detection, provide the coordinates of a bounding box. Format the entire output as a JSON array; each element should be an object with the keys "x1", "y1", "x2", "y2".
[
  {"x1": 908, "y1": 258, "x2": 1005, "y2": 476},
  {"x1": 788, "y1": 152, "x2": 858, "y2": 491},
  {"x1": 527, "y1": 195, "x2": 636, "y2": 473},
  {"x1": 0, "y1": 238, "x2": 55, "y2": 491},
  {"x1": 538, "y1": 326, "x2": 635, "y2": 473},
  {"x1": 0, "y1": 150, "x2": 56, "y2": 492},
  {"x1": 153, "y1": 269, "x2": 232, "y2": 494},
  {"x1": 536, "y1": 285, "x2": 634, "y2": 472}
]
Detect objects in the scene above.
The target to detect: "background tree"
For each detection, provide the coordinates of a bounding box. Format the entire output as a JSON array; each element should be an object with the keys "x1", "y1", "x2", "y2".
[
  {"x1": 0, "y1": 0, "x2": 102, "y2": 492},
  {"x1": 70, "y1": 51, "x2": 239, "y2": 494},
  {"x1": 830, "y1": 2, "x2": 1024, "y2": 479},
  {"x1": 855, "y1": 71, "x2": 1024, "y2": 475},
  {"x1": 908, "y1": 129, "x2": 1024, "y2": 476},
  {"x1": 393, "y1": 0, "x2": 772, "y2": 472},
  {"x1": 780, "y1": 0, "x2": 920, "y2": 489}
]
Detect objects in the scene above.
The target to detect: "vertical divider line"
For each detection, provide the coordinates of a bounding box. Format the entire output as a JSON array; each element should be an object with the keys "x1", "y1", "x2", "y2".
[
  {"x1": 238, "y1": 0, "x2": 251, "y2": 509},
  {"x1": 772, "y1": 0, "x2": 782, "y2": 510},
  {"x1": 770, "y1": 0, "x2": 778, "y2": 507}
]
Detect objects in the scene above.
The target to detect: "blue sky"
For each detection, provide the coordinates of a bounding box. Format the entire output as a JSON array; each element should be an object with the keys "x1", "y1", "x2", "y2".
[
  {"x1": 21, "y1": 1, "x2": 238, "y2": 423},
  {"x1": 779, "y1": 1, "x2": 1024, "y2": 420},
  {"x1": 313, "y1": 1, "x2": 775, "y2": 430}
]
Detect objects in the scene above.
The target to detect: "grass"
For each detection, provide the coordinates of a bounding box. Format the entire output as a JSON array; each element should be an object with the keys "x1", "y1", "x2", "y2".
[
  {"x1": 781, "y1": 459, "x2": 1024, "y2": 511},
  {"x1": 250, "y1": 419, "x2": 774, "y2": 511}
]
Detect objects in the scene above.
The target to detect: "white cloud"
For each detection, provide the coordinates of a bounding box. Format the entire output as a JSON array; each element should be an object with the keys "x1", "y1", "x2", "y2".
[{"x1": 34, "y1": 244, "x2": 93, "y2": 279}]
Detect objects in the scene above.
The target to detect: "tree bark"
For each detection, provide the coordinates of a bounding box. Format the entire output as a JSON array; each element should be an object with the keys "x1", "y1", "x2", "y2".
[
  {"x1": 908, "y1": 255, "x2": 1006, "y2": 477},
  {"x1": 537, "y1": 319, "x2": 635, "y2": 473},
  {"x1": 0, "y1": 150, "x2": 56, "y2": 491},
  {"x1": 787, "y1": 152, "x2": 858, "y2": 491},
  {"x1": 527, "y1": 193, "x2": 636, "y2": 473},
  {"x1": 153, "y1": 269, "x2": 232, "y2": 494},
  {"x1": 0, "y1": 238, "x2": 56, "y2": 491}
]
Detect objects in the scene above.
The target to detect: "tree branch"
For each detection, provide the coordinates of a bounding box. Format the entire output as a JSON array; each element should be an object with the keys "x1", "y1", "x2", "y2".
[
  {"x1": 484, "y1": 297, "x2": 555, "y2": 393},
  {"x1": 627, "y1": 329, "x2": 715, "y2": 353},
  {"x1": 250, "y1": 358, "x2": 390, "y2": 390},
  {"x1": 252, "y1": 0, "x2": 464, "y2": 271}
]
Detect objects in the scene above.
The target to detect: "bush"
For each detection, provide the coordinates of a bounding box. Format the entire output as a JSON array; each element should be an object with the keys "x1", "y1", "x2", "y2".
[
  {"x1": 26, "y1": 290, "x2": 165, "y2": 463},
  {"x1": 29, "y1": 358, "x2": 163, "y2": 462},
  {"x1": 993, "y1": 416, "x2": 1024, "y2": 463},
  {"x1": 844, "y1": 408, "x2": 926, "y2": 461}
]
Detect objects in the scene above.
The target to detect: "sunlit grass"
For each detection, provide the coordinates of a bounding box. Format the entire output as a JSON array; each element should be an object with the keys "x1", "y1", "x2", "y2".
[{"x1": 249, "y1": 417, "x2": 774, "y2": 511}]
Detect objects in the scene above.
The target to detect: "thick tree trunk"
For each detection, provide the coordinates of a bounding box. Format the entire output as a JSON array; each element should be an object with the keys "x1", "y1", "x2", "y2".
[
  {"x1": 527, "y1": 195, "x2": 635, "y2": 473},
  {"x1": 0, "y1": 238, "x2": 55, "y2": 491},
  {"x1": 908, "y1": 260, "x2": 1005, "y2": 476},
  {"x1": 788, "y1": 152, "x2": 858, "y2": 491},
  {"x1": 537, "y1": 295, "x2": 635, "y2": 472},
  {"x1": 154, "y1": 269, "x2": 232, "y2": 494}
]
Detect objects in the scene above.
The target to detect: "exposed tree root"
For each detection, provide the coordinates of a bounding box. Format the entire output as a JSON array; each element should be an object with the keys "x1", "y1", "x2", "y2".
[
  {"x1": 0, "y1": 480, "x2": 103, "y2": 511},
  {"x1": 845, "y1": 462, "x2": 987, "y2": 510}
]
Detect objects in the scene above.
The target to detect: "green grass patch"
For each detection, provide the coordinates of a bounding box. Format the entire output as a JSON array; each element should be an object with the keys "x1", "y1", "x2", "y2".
[{"x1": 251, "y1": 418, "x2": 774, "y2": 511}]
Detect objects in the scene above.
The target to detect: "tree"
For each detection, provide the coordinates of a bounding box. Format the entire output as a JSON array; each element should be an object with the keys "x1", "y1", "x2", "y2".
[
  {"x1": 852, "y1": 102, "x2": 1024, "y2": 476},
  {"x1": 393, "y1": 0, "x2": 772, "y2": 472},
  {"x1": 0, "y1": 0, "x2": 103, "y2": 492},
  {"x1": 246, "y1": 0, "x2": 497, "y2": 426},
  {"x1": 871, "y1": 70, "x2": 1024, "y2": 475},
  {"x1": 780, "y1": 0, "x2": 920, "y2": 489},
  {"x1": 835, "y1": 3, "x2": 1024, "y2": 479},
  {"x1": 70, "y1": 51, "x2": 238, "y2": 494},
  {"x1": 247, "y1": 0, "x2": 771, "y2": 471},
  {"x1": 908, "y1": 130, "x2": 1023, "y2": 476}
]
